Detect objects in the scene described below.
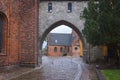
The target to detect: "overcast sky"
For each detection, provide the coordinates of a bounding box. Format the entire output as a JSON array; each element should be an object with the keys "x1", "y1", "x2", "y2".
[{"x1": 50, "y1": 25, "x2": 72, "y2": 34}]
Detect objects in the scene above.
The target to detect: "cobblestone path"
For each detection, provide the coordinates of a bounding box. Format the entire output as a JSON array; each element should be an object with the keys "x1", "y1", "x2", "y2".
[
  {"x1": 2, "y1": 56, "x2": 98, "y2": 80},
  {"x1": 11, "y1": 56, "x2": 79, "y2": 80}
]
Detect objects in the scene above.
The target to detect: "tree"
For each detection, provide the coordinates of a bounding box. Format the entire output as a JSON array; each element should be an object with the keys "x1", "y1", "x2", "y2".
[
  {"x1": 81, "y1": 0, "x2": 101, "y2": 46},
  {"x1": 81, "y1": 0, "x2": 120, "y2": 65}
]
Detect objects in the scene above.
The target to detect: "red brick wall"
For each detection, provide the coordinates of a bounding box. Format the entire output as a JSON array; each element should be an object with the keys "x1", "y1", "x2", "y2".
[
  {"x1": 48, "y1": 46, "x2": 71, "y2": 56},
  {"x1": 48, "y1": 46, "x2": 61, "y2": 56},
  {"x1": 18, "y1": 0, "x2": 38, "y2": 67},
  {"x1": 0, "y1": 0, "x2": 19, "y2": 66},
  {"x1": 0, "y1": 0, "x2": 38, "y2": 67},
  {"x1": 71, "y1": 30, "x2": 80, "y2": 57}
]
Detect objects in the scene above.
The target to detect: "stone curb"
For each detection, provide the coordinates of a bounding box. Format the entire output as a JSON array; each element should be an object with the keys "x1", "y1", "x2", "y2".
[
  {"x1": 96, "y1": 67, "x2": 106, "y2": 80},
  {"x1": 8, "y1": 65, "x2": 43, "y2": 80}
]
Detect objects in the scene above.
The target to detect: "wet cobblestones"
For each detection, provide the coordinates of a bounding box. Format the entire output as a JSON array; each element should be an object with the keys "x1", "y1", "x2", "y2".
[
  {"x1": 11, "y1": 56, "x2": 79, "y2": 80},
  {"x1": 0, "y1": 67, "x2": 33, "y2": 80},
  {"x1": 0, "y1": 56, "x2": 98, "y2": 80}
]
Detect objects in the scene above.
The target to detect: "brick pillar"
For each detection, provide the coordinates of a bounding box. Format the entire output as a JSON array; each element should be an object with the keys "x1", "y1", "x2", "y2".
[{"x1": 18, "y1": 0, "x2": 39, "y2": 67}]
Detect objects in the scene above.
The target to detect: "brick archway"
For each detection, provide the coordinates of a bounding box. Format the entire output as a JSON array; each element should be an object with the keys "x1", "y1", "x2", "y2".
[
  {"x1": 39, "y1": 20, "x2": 84, "y2": 50},
  {"x1": 0, "y1": 12, "x2": 9, "y2": 66},
  {"x1": 0, "y1": 12, "x2": 8, "y2": 54}
]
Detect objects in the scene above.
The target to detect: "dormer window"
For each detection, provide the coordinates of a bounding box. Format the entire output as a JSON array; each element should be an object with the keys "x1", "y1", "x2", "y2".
[
  {"x1": 67, "y1": 3, "x2": 72, "y2": 13},
  {"x1": 55, "y1": 40, "x2": 58, "y2": 43},
  {"x1": 48, "y1": 3, "x2": 52, "y2": 13}
]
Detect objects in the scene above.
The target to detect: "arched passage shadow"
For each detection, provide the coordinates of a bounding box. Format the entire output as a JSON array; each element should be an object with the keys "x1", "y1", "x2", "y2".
[{"x1": 39, "y1": 20, "x2": 85, "y2": 50}]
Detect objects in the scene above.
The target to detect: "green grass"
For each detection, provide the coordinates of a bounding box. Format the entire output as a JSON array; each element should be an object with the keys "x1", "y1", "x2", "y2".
[{"x1": 101, "y1": 70, "x2": 120, "y2": 80}]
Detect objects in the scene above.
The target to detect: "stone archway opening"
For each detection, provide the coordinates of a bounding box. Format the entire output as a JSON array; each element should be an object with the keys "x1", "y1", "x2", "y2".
[
  {"x1": 41, "y1": 24, "x2": 73, "y2": 56},
  {"x1": 39, "y1": 20, "x2": 84, "y2": 63},
  {"x1": 40, "y1": 20, "x2": 84, "y2": 49}
]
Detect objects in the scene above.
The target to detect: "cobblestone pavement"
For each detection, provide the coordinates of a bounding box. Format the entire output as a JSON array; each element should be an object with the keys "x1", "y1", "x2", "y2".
[
  {"x1": 0, "y1": 56, "x2": 98, "y2": 80},
  {"x1": 11, "y1": 56, "x2": 80, "y2": 80},
  {"x1": 0, "y1": 67, "x2": 35, "y2": 80},
  {"x1": 80, "y1": 64, "x2": 99, "y2": 80}
]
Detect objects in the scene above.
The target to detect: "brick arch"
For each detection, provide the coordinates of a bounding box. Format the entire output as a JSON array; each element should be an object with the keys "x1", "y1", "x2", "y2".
[
  {"x1": 39, "y1": 20, "x2": 85, "y2": 50},
  {"x1": 0, "y1": 12, "x2": 8, "y2": 55},
  {"x1": 0, "y1": 12, "x2": 9, "y2": 66}
]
